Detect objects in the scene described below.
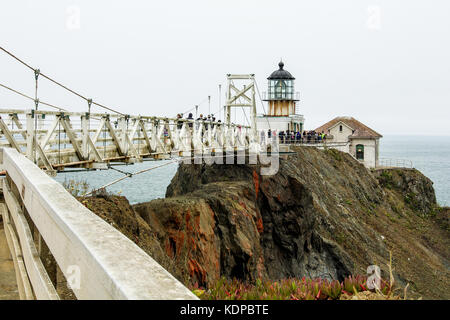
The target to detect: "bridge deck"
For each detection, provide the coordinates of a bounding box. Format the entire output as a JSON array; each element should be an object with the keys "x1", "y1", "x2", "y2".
[
  {"x1": 0, "y1": 108, "x2": 253, "y2": 175},
  {"x1": 0, "y1": 217, "x2": 19, "y2": 299}
]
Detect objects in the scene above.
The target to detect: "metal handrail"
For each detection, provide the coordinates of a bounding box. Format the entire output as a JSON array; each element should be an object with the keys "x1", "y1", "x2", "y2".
[{"x1": 378, "y1": 158, "x2": 413, "y2": 169}]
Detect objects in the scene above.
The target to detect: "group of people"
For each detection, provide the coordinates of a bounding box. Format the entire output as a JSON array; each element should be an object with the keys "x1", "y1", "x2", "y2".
[
  {"x1": 261, "y1": 129, "x2": 327, "y2": 144},
  {"x1": 174, "y1": 114, "x2": 328, "y2": 145},
  {"x1": 176, "y1": 113, "x2": 222, "y2": 130}
]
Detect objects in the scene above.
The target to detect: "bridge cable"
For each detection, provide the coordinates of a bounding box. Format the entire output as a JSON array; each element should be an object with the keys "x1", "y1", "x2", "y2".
[
  {"x1": 254, "y1": 81, "x2": 272, "y2": 131},
  {"x1": 34, "y1": 68, "x2": 40, "y2": 164},
  {"x1": 82, "y1": 160, "x2": 178, "y2": 196},
  {"x1": 83, "y1": 148, "x2": 256, "y2": 197},
  {"x1": 58, "y1": 117, "x2": 61, "y2": 165},
  {"x1": 0, "y1": 46, "x2": 125, "y2": 116},
  {"x1": 180, "y1": 96, "x2": 209, "y2": 118},
  {"x1": 0, "y1": 82, "x2": 68, "y2": 111}
]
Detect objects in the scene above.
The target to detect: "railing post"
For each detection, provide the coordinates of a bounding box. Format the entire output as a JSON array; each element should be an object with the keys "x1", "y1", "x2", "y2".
[
  {"x1": 81, "y1": 113, "x2": 89, "y2": 160},
  {"x1": 26, "y1": 110, "x2": 34, "y2": 161},
  {"x1": 118, "y1": 116, "x2": 127, "y2": 154}
]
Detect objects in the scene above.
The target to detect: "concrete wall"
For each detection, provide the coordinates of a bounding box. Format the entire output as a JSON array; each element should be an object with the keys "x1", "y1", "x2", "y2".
[
  {"x1": 327, "y1": 122, "x2": 353, "y2": 143},
  {"x1": 256, "y1": 116, "x2": 290, "y2": 132}
]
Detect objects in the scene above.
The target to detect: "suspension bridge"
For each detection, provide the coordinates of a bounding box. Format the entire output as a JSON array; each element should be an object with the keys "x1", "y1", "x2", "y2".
[
  {"x1": 0, "y1": 47, "x2": 353, "y2": 300},
  {"x1": 1, "y1": 47, "x2": 269, "y2": 177},
  {"x1": 0, "y1": 45, "x2": 278, "y2": 300}
]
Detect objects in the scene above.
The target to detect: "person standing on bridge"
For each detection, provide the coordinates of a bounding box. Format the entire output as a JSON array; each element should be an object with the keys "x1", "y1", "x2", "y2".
[
  {"x1": 279, "y1": 131, "x2": 284, "y2": 144},
  {"x1": 176, "y1": 114, "x2": 183, "y2": 129},
  {"x1": 196, "y1": 114, "x2": 203, "y2": 130},
  {"x1": 187, "y1": 113, "x2": 194, "y2": 129}
]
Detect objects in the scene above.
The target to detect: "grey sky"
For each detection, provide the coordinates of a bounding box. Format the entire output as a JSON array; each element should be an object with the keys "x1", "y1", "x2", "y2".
[{"x1": 1, "y1": 0, "x2": 449, "y2": 135}]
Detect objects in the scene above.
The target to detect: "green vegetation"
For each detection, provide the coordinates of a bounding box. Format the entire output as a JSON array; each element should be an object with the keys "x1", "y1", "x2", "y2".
[
  {"x1": 324, "y1": 149, "x2": 343, "y2": 162},
  {"x1": 404, "y1": 192, "x2": 422, "y2": 213},
  {"x1": 62, "y1": 179, "x2": 123, "y2": 199},
  {"x1": 378, "y1": 170, "x2": 394, "y2": 189},
  {"x1": 192, "y1": 275, "x2": 394, "y2": 300}
]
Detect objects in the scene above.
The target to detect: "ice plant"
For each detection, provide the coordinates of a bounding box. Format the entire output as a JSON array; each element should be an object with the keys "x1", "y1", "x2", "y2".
[{"x1": 193, "y1": 274, "x2": 394, "y2": 300}]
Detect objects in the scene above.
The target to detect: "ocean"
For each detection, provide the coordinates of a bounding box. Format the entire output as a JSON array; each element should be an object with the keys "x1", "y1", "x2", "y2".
[
  {"x1": 54, "y1": 136, "x2": 450, "y2": 207},
  {"x1": 379, "y1": 135, "x2": 449, "y2": 207}
]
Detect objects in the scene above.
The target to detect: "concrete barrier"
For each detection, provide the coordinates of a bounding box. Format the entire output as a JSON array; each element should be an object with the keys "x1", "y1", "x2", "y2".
[{"x1": 0, "y1": 147, "x2": 198, "y2": 300}]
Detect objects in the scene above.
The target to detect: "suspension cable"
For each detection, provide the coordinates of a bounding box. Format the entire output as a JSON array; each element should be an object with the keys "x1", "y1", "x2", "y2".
[
  {"x1": 0, "y1": 46, "x2": 124, "y2": 115},
  {"x1": 0, "y1": 82, "x2": 68, "y2": 111},
  {"x1": 82, "y1": 160, "x2": 177, "y2": 196},
  {"x1": 181, "y1": 96, "x2": 209, "y2": 116},
  {"x1": 34, "y1": 68, "x2": 40, "y2": 164},
  {"x1": 254, "y1": 81, "x2": 272, "y2": 130}
]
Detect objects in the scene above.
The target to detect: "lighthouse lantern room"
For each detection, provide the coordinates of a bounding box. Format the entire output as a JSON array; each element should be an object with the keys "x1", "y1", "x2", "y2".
[{"x1": 256, "y1": 61, "x2": 305, "y2": 133}]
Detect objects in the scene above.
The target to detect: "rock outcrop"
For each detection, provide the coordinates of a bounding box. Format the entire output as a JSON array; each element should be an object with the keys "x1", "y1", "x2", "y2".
[{"x1": 83, "y1": 147, "x2": 449, "y2": 299}]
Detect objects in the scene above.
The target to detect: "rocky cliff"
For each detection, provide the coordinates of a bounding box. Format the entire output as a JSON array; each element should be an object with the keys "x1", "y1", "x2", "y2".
[{"x1": 82, "y1": 147, "x2": 449, "y2": 299}]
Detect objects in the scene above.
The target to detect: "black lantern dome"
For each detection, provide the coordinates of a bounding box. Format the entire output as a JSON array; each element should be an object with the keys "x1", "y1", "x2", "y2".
[
  {"x1": 266, "y1": 61, "x2": 297, "y2": 101},
  {"x1": 267, "y1": 61, "x2": 295, "y2": 80}
]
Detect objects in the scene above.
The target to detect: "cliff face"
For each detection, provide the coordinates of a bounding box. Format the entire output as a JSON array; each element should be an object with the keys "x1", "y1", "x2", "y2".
[{"x1": 84, "y1": 147, "x2": 449, "y2": 299}]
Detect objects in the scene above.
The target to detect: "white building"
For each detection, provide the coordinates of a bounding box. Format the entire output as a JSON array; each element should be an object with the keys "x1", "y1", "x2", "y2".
[
  {"x1": 315, "y1": 117, "x2": 383, "y2": 168},
  {"x1": 256, "y1": 61, "x2": 305, "y2": 133}
]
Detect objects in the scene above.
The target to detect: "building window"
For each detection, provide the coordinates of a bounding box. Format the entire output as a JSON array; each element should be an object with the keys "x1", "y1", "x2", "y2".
[
  {"x1": 339, "y1": 125, "x2": 343, "y2": 132},
  {"x1": 356, "y1": 144, "x2": 364, "y2": 160}
]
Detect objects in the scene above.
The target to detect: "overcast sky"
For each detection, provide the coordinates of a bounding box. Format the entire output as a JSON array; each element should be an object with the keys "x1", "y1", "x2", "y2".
[{"x1": 1, "y1": 0, "x2": 449, "y2": 135}]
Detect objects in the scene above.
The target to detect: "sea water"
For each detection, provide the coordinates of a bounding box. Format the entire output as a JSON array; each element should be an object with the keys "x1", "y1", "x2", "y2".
[
  {"x1": 379, "y1": 135, "x2": 449, "y2": 207},
  {"x1": 54, "y1": 136, "x2": 450, "y2": 206}
]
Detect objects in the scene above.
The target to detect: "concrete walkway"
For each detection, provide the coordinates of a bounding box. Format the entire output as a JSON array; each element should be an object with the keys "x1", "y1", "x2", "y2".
[{"x1": 0, "y1": 220, "x2": 19, "y2": 299}]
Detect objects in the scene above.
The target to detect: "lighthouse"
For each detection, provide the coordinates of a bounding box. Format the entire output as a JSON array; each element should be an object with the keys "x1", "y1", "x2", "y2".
[{"x1": 256, "y1": 61, "x2": 305, "y2": 133}]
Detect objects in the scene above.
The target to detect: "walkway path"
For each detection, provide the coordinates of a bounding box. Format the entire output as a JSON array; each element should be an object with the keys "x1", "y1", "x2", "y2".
[{"x1": 0, "y1": 219, "x2": 19, "y2": 299}]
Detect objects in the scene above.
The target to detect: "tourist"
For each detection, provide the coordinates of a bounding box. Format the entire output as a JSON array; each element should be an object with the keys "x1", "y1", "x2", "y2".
[
  {"x1": 163, "y1": 127, "x2": 169, "y2": 144},
  {"x1": 187, "y1": 113, "x2": 193, "y2": 129},
  {"x1": 279, "y1": 131, "x2": 285, "y2": 144},
  {"x1": 195, "y1": 114, "x2": 203, "y2": 130},
  {"x1": 176, "y1": 114, "x2": 183, "y2": 129}
]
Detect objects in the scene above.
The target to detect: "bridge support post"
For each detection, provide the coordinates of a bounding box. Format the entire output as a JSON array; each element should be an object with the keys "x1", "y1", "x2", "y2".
[
  {"x1": 118, "y1": 116, "x2": 128, "y2": 155},
  {"x1": 81, "y1": 114, "x2": 89, "y2": 160},
  {"x1": 225, "y1": 74, "x2": 258, "y2": 141},
  {"x1": 26, "y1": 110, "x2": 34, "y2": 161}
]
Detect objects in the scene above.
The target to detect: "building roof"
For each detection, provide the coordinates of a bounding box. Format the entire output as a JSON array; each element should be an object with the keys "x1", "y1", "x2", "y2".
[
  {"x1": 315, "y1": 116, "x2": 383, "y2": 138},
  {"x1": 268, "y1": 61, "x2": 295, "y2": 80}
]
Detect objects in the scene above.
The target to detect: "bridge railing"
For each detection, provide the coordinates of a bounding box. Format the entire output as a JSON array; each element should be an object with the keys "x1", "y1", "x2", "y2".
[
  {"x1": 0, "y1": 108, "x2": 253, "y2": 172},
  {"x1": 0, "y1": 147, "x2": 198, "y2": 300},
  {"x1": 377, "y1": 158, "x2": 413, "y2": 169},
  {"x1": 258, "y1": 135, "x2": 348, "y2": 147}
]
